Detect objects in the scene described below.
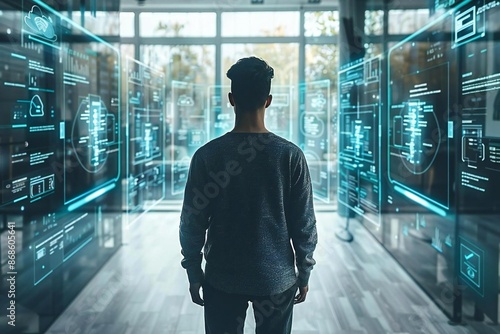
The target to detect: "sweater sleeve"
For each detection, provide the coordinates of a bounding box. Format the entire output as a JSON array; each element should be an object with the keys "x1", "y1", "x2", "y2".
[
  {"x1": 179, "y1": 152, "x2": 211, "y2": 284},
  {"x1": 288, "y1": 150, "x2": 318, "y2": 288}
]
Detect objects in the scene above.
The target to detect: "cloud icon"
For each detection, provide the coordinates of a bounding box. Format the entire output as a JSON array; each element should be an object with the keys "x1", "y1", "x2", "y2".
[
  {"x1": 310, "y1": 92, "x2": 326, "y2": 110},
  {"x1": 177, "y1": 95, "x2": 195, "y2": 107},
  {"x1": 300, "y1": 113, "x2": 325, "y2": 138},
  {"x1": 30, "y1": 95, "x2": 44, "y2": 117},
  {"x1": 24, "y1": 5, "x2": 57, "y2": 42}
]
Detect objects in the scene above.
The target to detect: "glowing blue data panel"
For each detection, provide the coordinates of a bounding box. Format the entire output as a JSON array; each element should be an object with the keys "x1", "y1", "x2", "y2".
[
  {"x1": 209, "y1": 85, "x2": 233, "y2": 139},
  {"x1": 0, "y1": 8, "x2": 59, "y2": 208},
  {"x1": 63, "y1": 212, "x2": 96, "y2": 261},
  {"x1": 457, "y1": 1, "x2": 500, "y2": 210},
  {"x1": 0, "y1": 5, "x2": 122, "y2": 334},
  {"x1": 299, "y1": 80, "x2": 331, "y2": 202},
  {"x1": 208, "y1": 85, "x2": 293, "y2": 140},
  {"x1": 32, "y1": 210, "x2": 102, "y2": 285},
  {"x1": 382, "y1": 0, "x2": 500, "y2": 324},
  {"x1": 126, "y1": 58, "x2": 166, "y2": 224},
  {"x1": 17, "y1": 0, "x2": 124, "y2": 211},
  {"x1": 453, "y1": 0, "x2": 486, "y2": 48},
  {"x1": 388, "y1": 12, "x2": 457, "y2": 214},
  {"x1": 62, "y1": 43, "x2": 120, "y2": 207},
  {"x1": 454, "y1": 2, "x2": 500, "y2": 319},
  {"x1": 1, "y1": 2, "x2": 124, "y2": 211},
  {"x1": 172, "y1": 81, "x2": 209, "y2": 195},
  {"x1": 266, "y1": 86, "x2": 294, "y2": 140},
  {"x1": 435, "y1": 0, "x2": 457, "y2": 10},
  {"x1": 338, "y1": 58, "x2": 381, "y2": 225},
  {"x1": 0, "y1": 0, "x2": 122, "y2": 281}
]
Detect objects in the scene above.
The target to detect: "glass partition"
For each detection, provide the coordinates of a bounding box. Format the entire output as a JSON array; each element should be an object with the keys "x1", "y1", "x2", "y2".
[
  {"x1": 170, "y1": 81, "x2": 209, "y2": 196},
  {"x1": 299, "y1": 80, "x2": 331, "y2": 202},
  {"x1": 125, "y1": 58, "x2": 166, "y2": 226},
  {"x1": 0, "y1": 2, "x2": 122, "y2": 333}
]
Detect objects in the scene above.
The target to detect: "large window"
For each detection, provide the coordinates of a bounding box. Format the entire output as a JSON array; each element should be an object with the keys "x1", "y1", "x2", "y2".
[
  {"x1": 82, "y1": 11, "x2": 121, "y2": 35},
  {"x1": 305, "y1": 44, "x2": 338, "y2": 85},
  {"x1": 222, "y1": 12, "x2": 300, "y2": 37},
  {"x1": 388, "y1": 9, "x2": 430, "y2": 34},
  {"x1": 120, "y1": 12, "x2": 135, "y2": 37},
  {"x1": 141, "y1": 45, "x2": 215, "y2": 85},
  {"x1": 221, "y1": 43, "x2": 299, "y2": 86},
  {"x1": 304, "y1": 11, "x2": 339, "y2": 36},
  {"x1": 127, "y1": 8, "x2": 344, "y2": 203},
  {"x1": 364, "y1": 43, "x2": 383, "y2": 60},
  {"x1": 365, "y1": 10, "x2": 384, "y2": 35},
  {"x1": 116, "y1": 4, "x2": 444, "y2": 207},
  {"x1": 140, "y1": 12, "x2": 216, "y2": 37}
]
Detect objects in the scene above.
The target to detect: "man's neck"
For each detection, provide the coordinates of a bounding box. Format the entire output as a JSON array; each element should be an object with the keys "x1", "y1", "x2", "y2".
[{"x1": 231, "y1": 109, "x2": 269, "y2": 133}]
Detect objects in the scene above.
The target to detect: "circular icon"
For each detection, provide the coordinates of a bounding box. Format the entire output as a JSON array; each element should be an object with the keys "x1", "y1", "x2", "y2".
[
  {"x1": 396, "y1": 101, "x2": 441, "y2": 175},
  {"x1": 71, "y1": 96, "x2": 109, "y2": 173}
]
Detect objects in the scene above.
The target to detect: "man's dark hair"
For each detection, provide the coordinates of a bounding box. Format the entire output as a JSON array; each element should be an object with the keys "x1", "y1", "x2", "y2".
[{"x1": 226, "y1": 56, "x2": 274, "y2": 112}]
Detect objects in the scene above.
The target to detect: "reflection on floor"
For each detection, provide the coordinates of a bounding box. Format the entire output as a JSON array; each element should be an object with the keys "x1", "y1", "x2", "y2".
[{"x1": 45, "y1": 211, "x2": 498, "y2": 334}]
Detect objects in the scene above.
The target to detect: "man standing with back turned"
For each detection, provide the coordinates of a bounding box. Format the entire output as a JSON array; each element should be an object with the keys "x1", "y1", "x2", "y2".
[{"x1": 179, "y1": 56, "x2": 318, "y2": 334}]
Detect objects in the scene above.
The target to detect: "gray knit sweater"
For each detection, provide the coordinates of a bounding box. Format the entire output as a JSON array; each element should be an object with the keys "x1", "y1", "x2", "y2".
[{"x1": 179, "y1": 132, "x2": 317, "y2": 296}]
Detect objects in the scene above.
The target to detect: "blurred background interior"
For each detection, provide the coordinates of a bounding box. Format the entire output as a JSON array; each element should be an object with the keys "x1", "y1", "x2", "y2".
[{"x1": 0, "y1": 0, "x2": 499, "y2": 333}]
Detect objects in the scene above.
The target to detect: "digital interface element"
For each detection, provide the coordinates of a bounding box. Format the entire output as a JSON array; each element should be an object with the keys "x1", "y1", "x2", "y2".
[
  {"x1": 172, "y1": 81, "x2": 209, "y2": 195},
  {"x1": 435, "y1": 0, "x2": 474, "y2": 10},
  {"x1": 383, "y1": 0, "x2": 500, "y2": 323},
  {"x1": 33, "y1": 211, "x2": 97, "y2": 285},
  {"x1": 338, "y1": 57, "x2": 381, "y2": 225},
  {"x1": 455, "y1": 2, "x2": 500, "y2": 321},
  {"x1": 457, "y1": 1, "x2": 500, "y2": 210},
  {"x1": 71, "y1": 95, "x2": 113, "y2": 173},
  {"x1": 459, "y1": 238, "x2": 484, "y2": 296},
  {"x1": 299, "y1": 80, "x2": 331, "y2": 202},
  {"x1": 0, "y1": 4, "x2": 59, "y2": 210},
  {"x1": 208, "y1": 85, "x2": 294, "y2": 140},
  {"x1": 30, "y1": 95, "x2": 45, "y2": 116},
  {"x1": 0, "y1": 5, "x2": 121, "y2": 332},
  {"x1": 126, "y1": 58, "x2": 165, "y2": 224},
  {"x1": 208, "y1": 85, "x2": 233, "y2": 139},
  {"x1": 266, "y1": 85, "x2": 294, "y2": 140},
  {"x1": 435, "y1": 0, "x2": 457, "y2": 10},
  {"x1": 24, "y1": 5, "x2": 58, "y2": 43},
  {"x1": 388, "y1": 12, "x2": 456, "y2": 217},
  {"x1": 453, "y1": 0, "x2": 485, "y2": 48},
  {"x1": 62, "y1": 41, "x2": 120, "y2": 209}
]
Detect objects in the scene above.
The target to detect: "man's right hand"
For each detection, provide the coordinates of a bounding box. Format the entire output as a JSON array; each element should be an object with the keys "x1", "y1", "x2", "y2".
[
  {"x1": 294, "y1": 285, "x2": 308, "y2": 304},
  {"x1": 189, "y1": 282, "x2": 204, "y2": 306}
]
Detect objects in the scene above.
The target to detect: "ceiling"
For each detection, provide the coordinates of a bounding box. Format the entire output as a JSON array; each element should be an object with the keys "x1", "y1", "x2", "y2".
[
  {"x1": 120, "y1": 0, "x2": 339, "y2": 10},
  {"x1": 120, "y1": 0, "x2": 428, "y2": 11}
]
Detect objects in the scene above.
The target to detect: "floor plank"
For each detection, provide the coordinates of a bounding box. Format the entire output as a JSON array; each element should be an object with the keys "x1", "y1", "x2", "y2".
[{"x1": 45, "y1": 210, "x2": 499, "y2": 333}]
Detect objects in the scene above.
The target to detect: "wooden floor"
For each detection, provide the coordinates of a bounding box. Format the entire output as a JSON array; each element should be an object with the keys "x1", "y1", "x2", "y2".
[{"x1": 45, "y1": 210, "x2": 499, "y2": 334}]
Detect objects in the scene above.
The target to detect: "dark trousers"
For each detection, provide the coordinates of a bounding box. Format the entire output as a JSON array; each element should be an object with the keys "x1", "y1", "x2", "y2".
[{"x1": 203, "y1": 282, "x2": 297, "y2": 334}]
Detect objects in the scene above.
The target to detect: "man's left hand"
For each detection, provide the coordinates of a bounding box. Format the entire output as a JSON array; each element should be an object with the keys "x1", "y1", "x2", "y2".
[{"x1": 189, "y1": 282, "x2": 204, "y2": 306}]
